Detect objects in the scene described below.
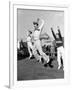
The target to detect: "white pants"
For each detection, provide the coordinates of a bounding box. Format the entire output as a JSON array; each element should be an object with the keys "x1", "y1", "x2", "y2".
[
  {"x1": 33, "y1": 40, "x2": 49, "y2": 63},
  {"x1": 27, "y1": 41, "x2": 41, "y2": 61},
  {"x1": 57, "y1": 46, "x2": 64, "y2": 69},
  {"x1": 27, "y1": 41, "x2": 33, "y2": 58}
]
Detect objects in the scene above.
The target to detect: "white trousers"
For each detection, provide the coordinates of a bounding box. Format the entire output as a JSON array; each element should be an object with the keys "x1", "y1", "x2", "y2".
[
  {"x1": 27, "y1": 41, "x2": 41, "y2": 60},
  {"x1": 27, "y1": 41, "x2": 33, "y2": 58},
  {"x1": 57, "y1": 46, "x2": 64, "y2": 69},
  {"x1": 33, "y1": 40, "x2": 49, "y2": 63}
]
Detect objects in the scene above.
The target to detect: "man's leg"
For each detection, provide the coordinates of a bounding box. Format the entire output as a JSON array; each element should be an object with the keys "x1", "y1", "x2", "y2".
[
  {"x1": 32, "y1": 44, "x2": 41, "y2": 62},
  {"x1": 28, "y1": 47, "x2": 32, "y2": 59},
  {"x1": 35, "y1": 40, "x2": 49, "y2": 63},
  {"x1": 27, "y1": 42, "x2": 33, "y2": 59},
  {"x1": 60, "y1": 46, "x2": 64, "y2": 70},
  {"x1": 57, "y1": 47, "x2": 61, "y2": 69}
]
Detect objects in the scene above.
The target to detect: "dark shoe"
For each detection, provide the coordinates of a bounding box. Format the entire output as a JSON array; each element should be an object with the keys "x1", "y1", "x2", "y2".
[
  {"x1": 41, "y1": 58, "x2": 44, "y2": 64},
  {"x1": 44, "y1": 63, "x2": 49, "y2": 67},
  {"x1": 48, "y1": 58, "x2": 54, "y2": 68},
  {"x1": 44, "y1": 63, "x2": 53, "y2": 68},
  {"x1": 48, "y1": 64, "x2": 53, "y2": 68},
  {"x1": 29, "y1": 55, "x2": 35, "y2": 59}
]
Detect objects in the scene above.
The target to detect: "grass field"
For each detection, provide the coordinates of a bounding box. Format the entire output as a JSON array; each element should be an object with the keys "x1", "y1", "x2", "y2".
[{"x1": 17, "y1": 58, "x2": 64, "y2": 81}]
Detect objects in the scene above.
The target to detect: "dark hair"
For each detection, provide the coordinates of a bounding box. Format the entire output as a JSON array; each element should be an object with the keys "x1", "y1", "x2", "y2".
[
  {"x1": 33, "y1": 22, "x2": 38, "y2": 26},
  {"x1": 29, "y1": 31, "x2": 32, "y2": 34}
]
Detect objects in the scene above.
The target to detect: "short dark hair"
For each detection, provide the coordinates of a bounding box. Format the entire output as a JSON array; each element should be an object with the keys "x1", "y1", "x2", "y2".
[
  {"x1": 33, "y1": 22, "x2": 38, "y2": 26},
  {"x1": 29, "y1": 31, "x2": 32, "y2": 34}
]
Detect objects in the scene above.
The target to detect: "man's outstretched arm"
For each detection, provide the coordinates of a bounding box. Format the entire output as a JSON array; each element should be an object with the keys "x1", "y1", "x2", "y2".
[
  {"x1": 51, "y1": 27, "x2": 57, "y2": 40},
  {"x1": 58, "y1": 28, "x2": 62, "y2": 41},
  {"x1": 38, "y1": 19, "x2": 44, "y2": 32}
]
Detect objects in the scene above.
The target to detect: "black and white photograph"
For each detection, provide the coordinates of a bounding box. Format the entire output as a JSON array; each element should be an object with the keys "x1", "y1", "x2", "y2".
[{"x1": 17, "y1": 8, "x2": 64, "y2": 81}]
